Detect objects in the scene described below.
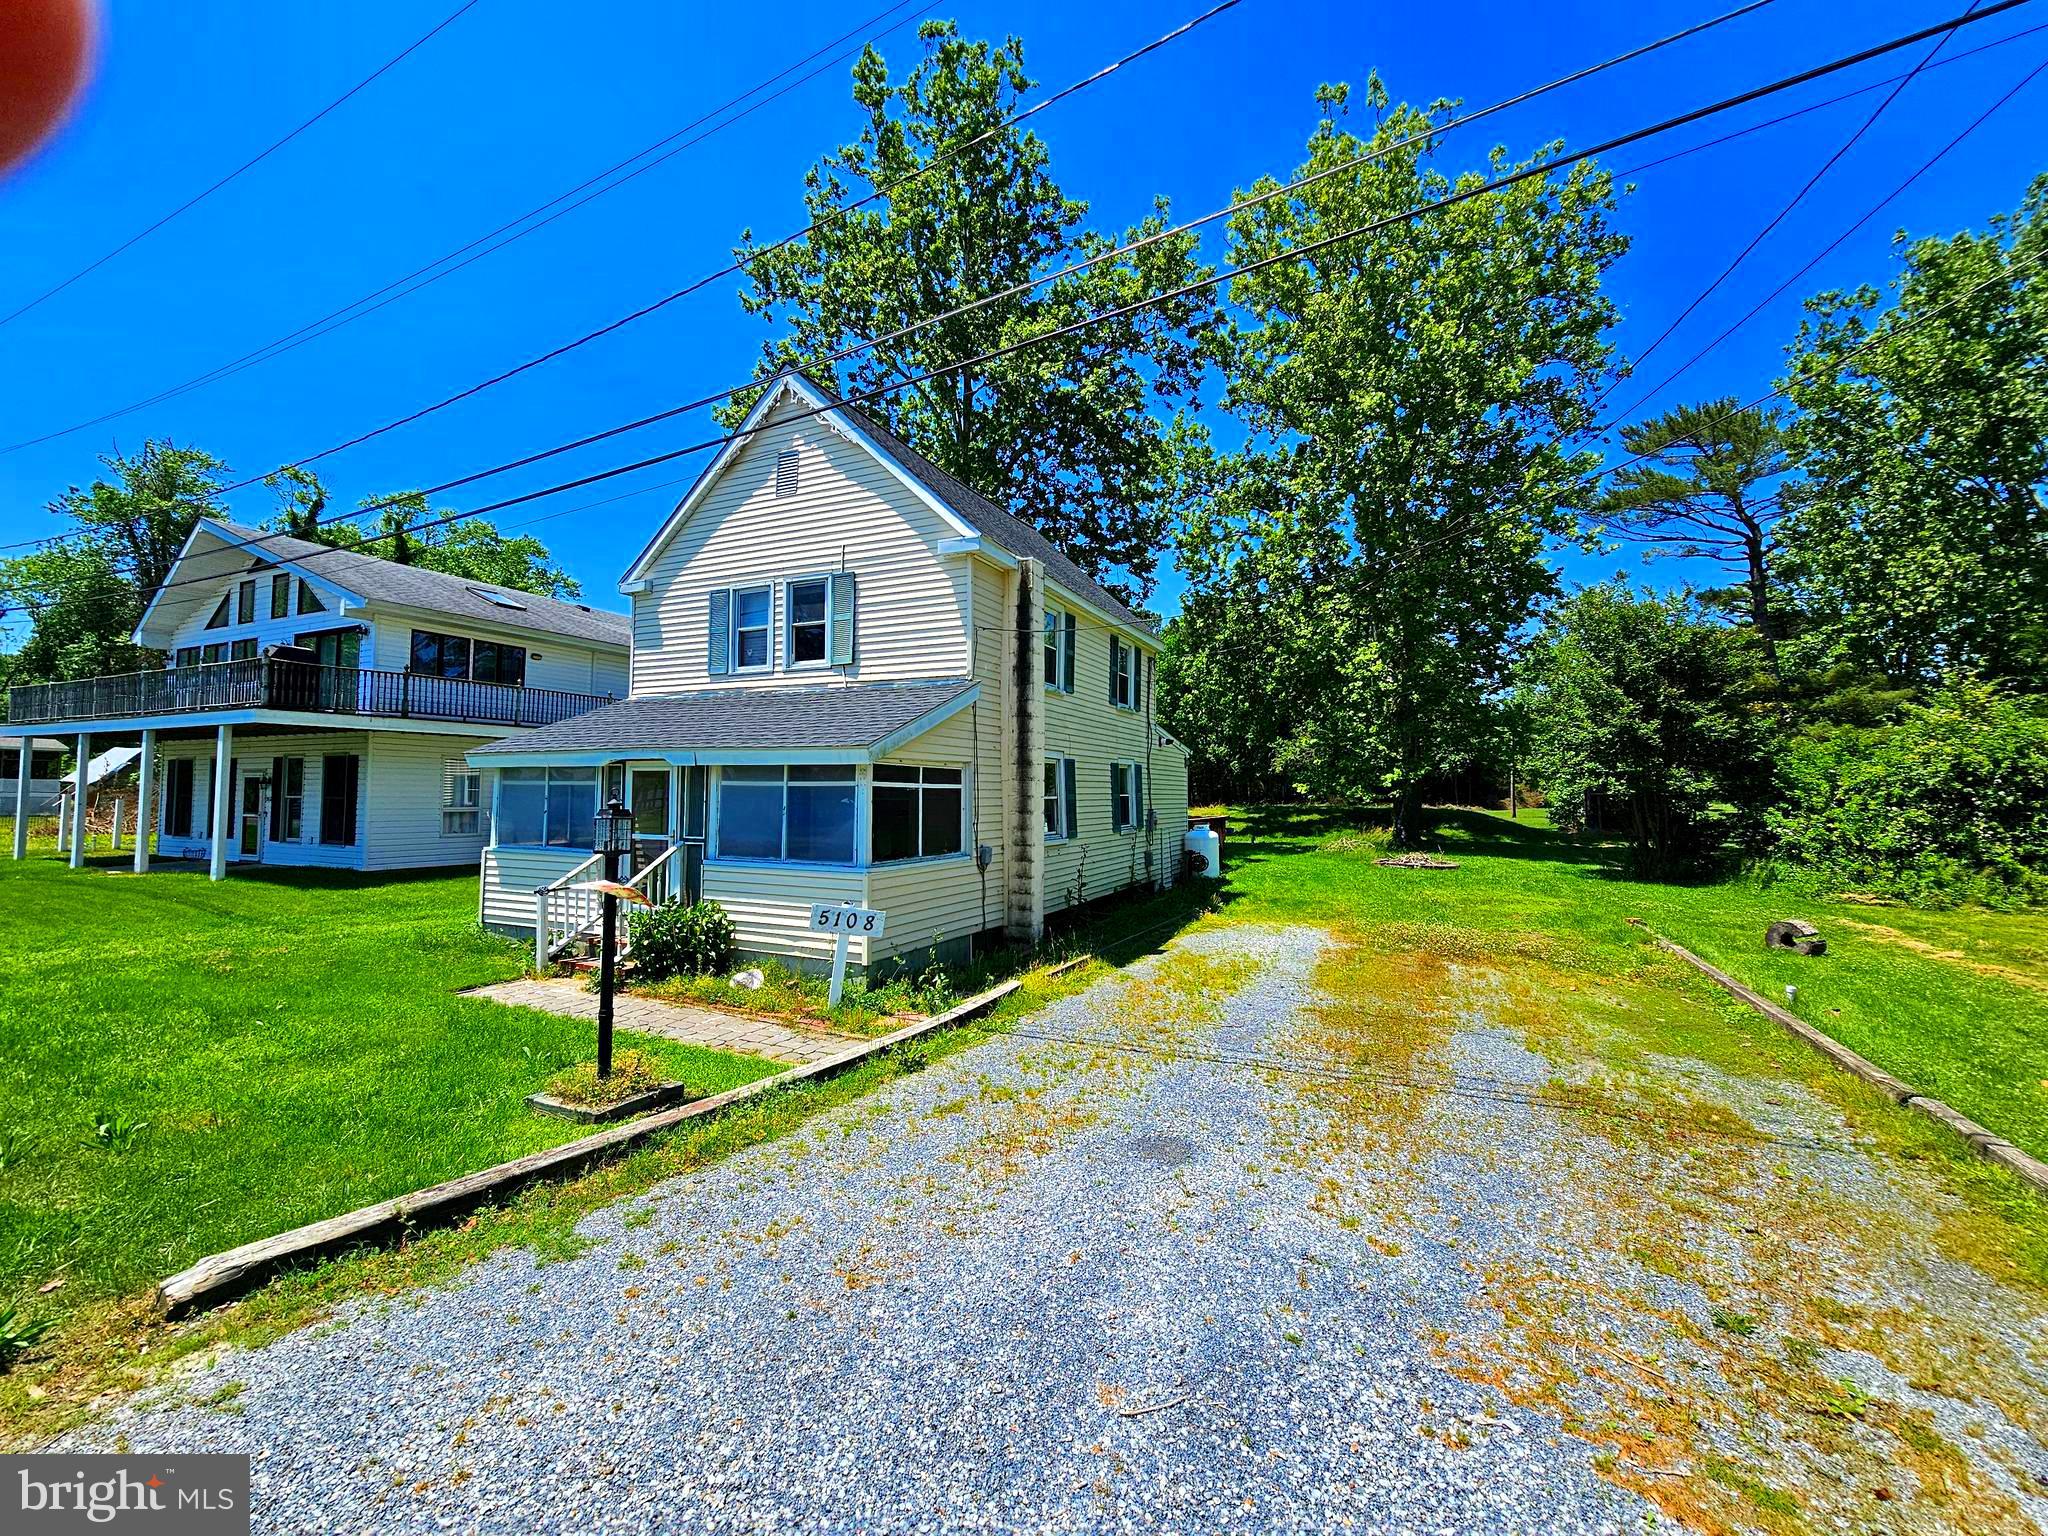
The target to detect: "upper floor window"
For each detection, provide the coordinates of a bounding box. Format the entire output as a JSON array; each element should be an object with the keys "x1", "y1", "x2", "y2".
[
  {"x1": 1044, "y1": 608, "x2": 1075, "y2": 691},
  {"x1": 205, "y1": 594, "x2": 230, "y2": 630},
  {"x1": 410, "y1": 630, "x2": 527, "y2": 686},
  {"x1": 787, "y1": 578, "x2": 830, "y2": 666},
  {"x1": 175, "y1": 646, "x2": 199, "y2": 668},
  {"x1": 230, "y1": 638, "x2": 257, "y2": 661},
  {"x1": 731, "y1": 586, "x2": 771, "y2": 671},
  {"x1": 297, "y1": 579, "x2": 326, "y2": 614},
  {"x1": 270, "y1": 574, "x2": 291, "y2": 619},
  {"x1": 236, "y1": 580, "x2": 256, "y2": 625},
  {"x1": 1110, "y1": 636, "x2": 1135, "y2": 710}
]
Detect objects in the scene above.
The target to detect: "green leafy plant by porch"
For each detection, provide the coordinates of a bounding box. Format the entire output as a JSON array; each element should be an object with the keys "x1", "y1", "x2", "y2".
[
  {"x1": 542, "y1": 1050, "x2": 676, "y2": 1108},
  {"x1": 628, "y1": 900, "x2": 736, "y2": 980}
]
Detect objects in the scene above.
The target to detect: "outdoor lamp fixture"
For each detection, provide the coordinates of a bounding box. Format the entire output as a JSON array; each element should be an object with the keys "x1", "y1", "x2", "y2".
[{"x1": 592, "y1": 797, "x2": 635, "y2": 1078}]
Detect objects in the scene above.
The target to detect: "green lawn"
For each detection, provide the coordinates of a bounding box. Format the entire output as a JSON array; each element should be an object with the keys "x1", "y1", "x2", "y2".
[
  {"x1": 1209, "y1": 804, "x2": 2048, "y2": 1163},
  {"x1": 0, "y1": 850, "x2": 779, "y2": 1337}
]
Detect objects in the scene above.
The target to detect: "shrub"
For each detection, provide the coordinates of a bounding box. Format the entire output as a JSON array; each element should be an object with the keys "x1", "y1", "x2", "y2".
[
  {"x1": 544, "y1": 1049, "x2": 674, "y2": 1107},
  {"x1": 627, "y1": 899, "x2": 736, "y2": 979},
  {"x1": 1765, "y1": 683, "x2": 2048, "y2": 908}
]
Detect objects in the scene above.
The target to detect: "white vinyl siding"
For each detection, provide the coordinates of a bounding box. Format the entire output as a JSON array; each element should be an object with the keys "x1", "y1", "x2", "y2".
[
  {"x1": 161, "y1": 572, "x2": 362, "y2": 668},
  {"x1": 865, "y1": 706, "x2": 992, "y2": 966},
  {"x1": 630, "y1": 397, "x2": 970, "y2": 695},
  {"x1": 361, "y1": 733, "x2": 497, "y2": 871},
  {"x1": 153, "y1": 732, "x2": 371, "y2": 870},
  {"x1": 367, "y1": 608, "x2": 624, "y2": 698}
]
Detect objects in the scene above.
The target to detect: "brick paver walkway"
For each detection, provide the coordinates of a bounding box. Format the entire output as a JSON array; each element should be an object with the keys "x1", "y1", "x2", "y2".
[{"x1": 464, "y1": 977, "x2": 861, "y2": 1064}]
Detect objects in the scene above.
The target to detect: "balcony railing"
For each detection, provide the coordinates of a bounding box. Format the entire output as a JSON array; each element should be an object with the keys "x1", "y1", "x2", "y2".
[{"x1": 6, "y1": 658, "x2": 616, "y2": 730}]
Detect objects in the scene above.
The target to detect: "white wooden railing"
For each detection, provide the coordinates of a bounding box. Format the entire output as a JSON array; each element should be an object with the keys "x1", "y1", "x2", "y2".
[{"x1": 530, "y1": 842, "x2": 686, "y2": 970}]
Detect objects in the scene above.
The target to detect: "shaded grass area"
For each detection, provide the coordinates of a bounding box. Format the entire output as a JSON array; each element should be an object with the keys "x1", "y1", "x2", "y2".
[
  {"x1": 1218, "y1": 804, "x2": 2048, "y2": 1165},
  {"x1": 0, "y1": 857, "x2": 778, "y2": 1383}
]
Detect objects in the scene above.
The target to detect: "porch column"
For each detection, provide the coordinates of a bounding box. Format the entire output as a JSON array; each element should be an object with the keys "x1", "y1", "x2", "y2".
[
  {"x1": 68, "y1": 732, "x2": 90, "y2": 869},
  {"x1": 133, "y1": 729, "x2": 156, "y2": 874},
  {"x1": 10, "y1": 737, "x2": 28, "y2": 860},
  {"x1": 208, "y1": 723, "x2": 234, "y2": 882}
]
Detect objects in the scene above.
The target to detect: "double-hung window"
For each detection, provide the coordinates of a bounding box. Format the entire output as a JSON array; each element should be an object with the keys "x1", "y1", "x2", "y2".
[
  {"x1": 1043, "y1": 757, "x2": 1072, "y2": 841},
  {"x1": 872, "y1": 766, "x2": 964, "y2": 862},
  {"x1": 1112, "y1": 761, "x2": 1145, "y2": 833},
  {"x1": 1110, "y1": 637, "x2": 1135, "y2": 710},
  {"x1": 444, "y1": 761, "x2": 482, "y2": 835},
  {"x1": 730, "y1": 586, "x2": 771, "y2": 671},
  {"x1": 717, "y1": 765, "x2": 855, "y2": 863},
  {"x1": 786, "y1": 578, "x2": 830, "y2": 666},
  {"x1": 495, "y1": 766, "x2": 596, "y2": 847}
]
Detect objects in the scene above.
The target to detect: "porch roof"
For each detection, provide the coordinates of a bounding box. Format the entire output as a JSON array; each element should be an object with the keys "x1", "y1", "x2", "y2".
[{"x1": 467, "y1": 679, "x2": 979, "y2": 767}]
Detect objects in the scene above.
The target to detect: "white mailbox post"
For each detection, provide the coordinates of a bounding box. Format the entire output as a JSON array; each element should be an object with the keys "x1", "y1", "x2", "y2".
[{"x1": 809, "y1": 902, "x2": 887, "y2": 1008}]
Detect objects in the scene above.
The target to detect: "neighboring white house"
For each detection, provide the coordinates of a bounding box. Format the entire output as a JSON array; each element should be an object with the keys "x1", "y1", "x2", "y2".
[
  {"x1": 472, "y1": 367, "x2": 1190, "y2": 974},
  {"x1": 0, "y1": 735, "x2": 66, "y2": 816},
  {"x1": 5, "y1": 519, "x2": 629, "y2": 876}
]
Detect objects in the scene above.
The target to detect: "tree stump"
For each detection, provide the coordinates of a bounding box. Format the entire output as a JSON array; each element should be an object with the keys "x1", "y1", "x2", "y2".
[{"x1": 1765, "y1": 919, "x2": 1826, "y2": 956}]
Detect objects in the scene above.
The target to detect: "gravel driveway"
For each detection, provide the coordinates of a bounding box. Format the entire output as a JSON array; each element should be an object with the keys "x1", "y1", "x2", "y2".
[{"x1": 63, "y1": 924, "x2": 2048, "y2": 1534}]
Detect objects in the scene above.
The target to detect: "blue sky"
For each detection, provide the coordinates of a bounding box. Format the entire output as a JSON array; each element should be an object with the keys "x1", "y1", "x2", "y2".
[{"x1": 1, "y1": 0, "x2": 2042, "y2": 642}]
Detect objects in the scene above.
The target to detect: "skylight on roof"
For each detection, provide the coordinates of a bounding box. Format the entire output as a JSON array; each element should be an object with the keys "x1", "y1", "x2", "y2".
[{"x1": 467, "y1": 586, "x2": 528, "y2": 610}]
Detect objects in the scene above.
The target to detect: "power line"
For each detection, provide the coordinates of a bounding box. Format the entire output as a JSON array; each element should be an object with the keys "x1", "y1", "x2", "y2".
[
  {"x1": 0, "y1": 0, "x2": 1787, "y2": 557},
  {"x1": 1608, "y1": 51, "x2": 2048, "y2": 421},
  {"x1": 0, "y1": 0, "x2": 941, "y2": 455},
  {"x1": 194, "y1": 0, "x2": 1252, "y2": 495},
  {"x1": 0, "y1": 0, "x2": 489, "y2": 331},
  {"x1": 1601, "y1": 0, "x2": 2003, "y2": 399},
  {"x1": 102, "y1": 3, "x2": 2038, "y2": 611}
]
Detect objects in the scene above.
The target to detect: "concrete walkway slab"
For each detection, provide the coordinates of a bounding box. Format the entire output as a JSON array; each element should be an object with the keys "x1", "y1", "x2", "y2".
[{"x1": 463, "y1": 976, "x2": 861, "y2": 1064}]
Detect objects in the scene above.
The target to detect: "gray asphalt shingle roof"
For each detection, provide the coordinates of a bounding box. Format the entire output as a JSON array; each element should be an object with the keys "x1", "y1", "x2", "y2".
[
  {"x1": 201, "y1": 519, "x2": 632, "y2": 648},
  {"x1": 470, "y1": 678, "x2": 976, "y2": 756}
]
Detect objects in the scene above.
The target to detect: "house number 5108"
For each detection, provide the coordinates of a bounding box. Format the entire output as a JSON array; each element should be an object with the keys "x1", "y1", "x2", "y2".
[{"x1": 810, "y1": 904, "x2": 886, "y2": 936}]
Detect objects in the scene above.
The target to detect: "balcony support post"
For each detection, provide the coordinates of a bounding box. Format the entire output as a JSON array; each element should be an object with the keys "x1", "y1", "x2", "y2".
[
  {"x1": 68, "y1": 731, "x2": 90, "y2": 869},
  {"x1": 133, "y1": 729, "x2": 156, "y2": 874},
  {"x1": 10, "y1": 736, "x2": 29, "y2": 860},
  {"x1": 209, "y1": 723, "x2": 233, "y2": 882}
]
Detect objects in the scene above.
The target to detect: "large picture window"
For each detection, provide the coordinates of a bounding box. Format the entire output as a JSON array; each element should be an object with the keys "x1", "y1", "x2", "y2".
[
  {"x1": 872, "y1": 765, "x2": 964, "y2": 863},
  {"x1": 495, "y1": 766, "x2": 596, "y2": 847},
  {"x1": 410, "y1": 629, "x2": 527, "y2": 686},
  {"x1": 717, "y1": 765, "x2": 855, "y2": 863}
]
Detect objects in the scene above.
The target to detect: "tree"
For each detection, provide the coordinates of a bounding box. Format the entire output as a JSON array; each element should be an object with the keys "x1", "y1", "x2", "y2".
[
  {"x1": 264, "y1": 477, "x2": 581, "y2": 598},
  {"x1": 1777, "y1": 174, "x2": 2048, "y2": 688},
  {"x1": 1180, "y1": 79, "x2": 1627, "y2": 844},
  {"x1": 1518, "y1": 585, "x2": 1774, "y2": 871},
  {"x1": 723, "y1": 20, "x2": 1216, "y2": 602},
  {"x1": 1587, "y1": 398, "x2": 1794, "y2": 669},
  {"x1": 0, "y1": 440, "x2": 228, "y2": 683}
]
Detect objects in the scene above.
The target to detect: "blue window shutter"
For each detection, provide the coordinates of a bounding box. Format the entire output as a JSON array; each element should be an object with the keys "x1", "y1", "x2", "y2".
[
  {"x1": 1061, "y1": 612, "x2": 1076, "y2": 692},
  {"x1": 829, "y1": 572, "x2": 856, "y2": 665},
  {"x1": 707, "y1": 589, "x2": 730, "y2": 676},
  {"x1": 1062, "y1": 757, "x2": 1078, "y2": 842}
]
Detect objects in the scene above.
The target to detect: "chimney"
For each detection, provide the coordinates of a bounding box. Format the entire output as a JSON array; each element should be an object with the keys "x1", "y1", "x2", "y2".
[{"x1": 1004, "y1": 557, "x2": 1045, "y2": 942}]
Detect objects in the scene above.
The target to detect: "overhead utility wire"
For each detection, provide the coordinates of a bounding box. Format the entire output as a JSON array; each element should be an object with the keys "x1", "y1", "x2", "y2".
[
  {"x1": 112, "y1": 3, "x2": 2037, "y2": 607},
  {"x1": 1608, "y1": 51, "x2": 2048, "y2": 419},
  {"x1": 0, "y1": 0, "x2": 489, "y2": 330},
  {"x1": 0, "y1": 0, "x2": 941, "y2": 454},
  {"x1": 188, "y1": 0, "x2": 1251, "y2": 493},
  {"x1": 1601, "y1": 0, "x2": 1997, "y2": 400},
  {"x1": 0, "y1": 0, "x2": 1786, "y2": 555}
]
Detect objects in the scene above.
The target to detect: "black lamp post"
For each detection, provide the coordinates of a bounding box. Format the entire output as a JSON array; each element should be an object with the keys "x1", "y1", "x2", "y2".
[{"x1": 593, "y1": 796, "x2": 634, "y2": 1079}]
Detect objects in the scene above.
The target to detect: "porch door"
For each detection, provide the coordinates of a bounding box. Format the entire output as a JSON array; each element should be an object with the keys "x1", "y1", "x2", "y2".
[
  {"x1": 628, "y1": 768, "x2": 672, "y2": 902},
  {"x1": 238, "y1": 770, "x2": 263, "y2": 859}
]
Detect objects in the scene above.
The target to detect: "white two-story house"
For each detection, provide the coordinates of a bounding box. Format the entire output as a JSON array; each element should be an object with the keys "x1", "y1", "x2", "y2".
[
  {"x1": 5, "y1": 519, "x2": 629, "y2": 877},
  {"x1": 473, "y1": 367, "x2": 1190, "y2": 974}
]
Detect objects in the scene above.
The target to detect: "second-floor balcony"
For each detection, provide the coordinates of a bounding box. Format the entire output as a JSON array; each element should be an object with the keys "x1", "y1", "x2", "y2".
[{"x1": 6, "y1": 656, "x2": 616, "y2": 731}]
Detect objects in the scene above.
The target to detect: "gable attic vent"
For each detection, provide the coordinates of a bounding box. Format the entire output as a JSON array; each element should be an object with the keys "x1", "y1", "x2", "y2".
[{"x1": 775, "y1": 449, "x2": 800, "y2": 498}]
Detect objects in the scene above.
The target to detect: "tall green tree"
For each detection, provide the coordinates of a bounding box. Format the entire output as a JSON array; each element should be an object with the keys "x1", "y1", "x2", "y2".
[
  {"x1": 1518, "y1": 584, "x2": 1774, "y2": 871},
  {"x1": 1588, "y1": 398, "x2": 1794, "y2": 669},
  {"x1": 263, "y1": 475, "x2": 581, "y2": 598},
  {"x1": 723, "y1": 20, "x2": 1216, "y2": 602},
  {"x1": 0, "y1": 440, "x2": 228, "y2": 683},
  {"x1": 1777, "y1": 174, "x2": 2048, "y2": 688},
  {"x1": 1181, "y1": 79, "x2": 1627, "y2": 844}
]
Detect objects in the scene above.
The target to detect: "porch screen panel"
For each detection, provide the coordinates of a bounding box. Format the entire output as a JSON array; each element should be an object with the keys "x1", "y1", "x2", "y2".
[
  {"x1": 786, "y1": 766, "x2": 854, "y2": 862},
  {"x1": 544, "y1": 768, "x2": 597, "y2": 848},
  {"x1": 320, "y1": 755, "x2": 360, "y2": 846},
  {"x1": 496, "y1": 768, "x2": 546, "y2": 845},
  {"x1": 717, "y1": 766, "x2": 782, "y2": 859}
]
